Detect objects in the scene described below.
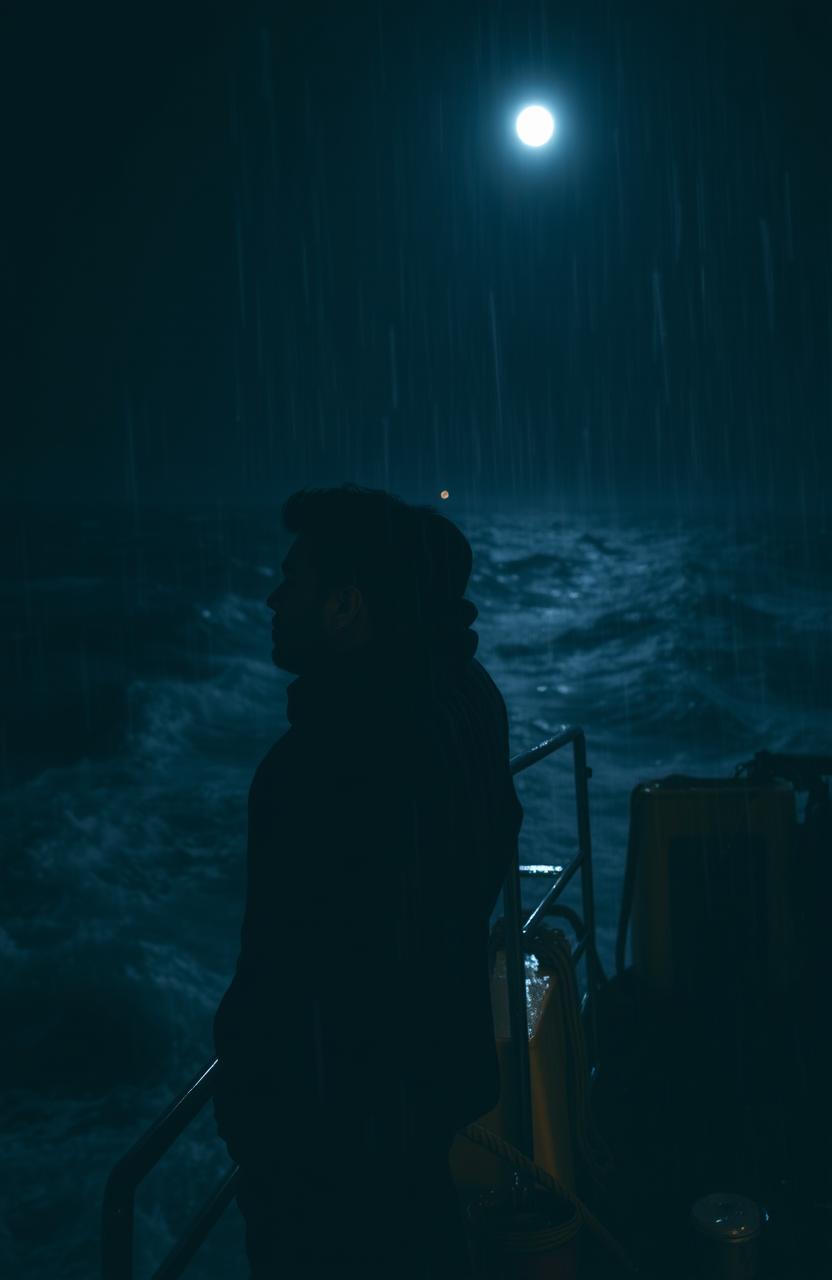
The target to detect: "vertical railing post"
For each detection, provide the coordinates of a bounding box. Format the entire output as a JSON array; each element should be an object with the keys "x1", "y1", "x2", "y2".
[
  {"x1": 503, "y1": 848, "x2": 534, "y2": 1162},
  {"x1": 573, "y1": 730, "x2": 600, "y2": 1069}
]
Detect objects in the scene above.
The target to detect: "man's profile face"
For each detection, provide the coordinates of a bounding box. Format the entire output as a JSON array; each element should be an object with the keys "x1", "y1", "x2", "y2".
[{"x1": 266, "y1": 537, "x2": 369, "y2": 675}]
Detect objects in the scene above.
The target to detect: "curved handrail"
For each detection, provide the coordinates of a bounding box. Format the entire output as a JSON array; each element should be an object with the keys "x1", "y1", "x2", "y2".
[
  {"x1": 101, "y1": 1059, "x2": 227, "y2": 1280},
  {"x1": 101, "y1": 725, "x2": 599, "y2": 1278}
]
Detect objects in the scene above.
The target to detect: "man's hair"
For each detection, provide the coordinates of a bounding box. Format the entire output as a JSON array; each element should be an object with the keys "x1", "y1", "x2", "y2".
[{"x1": 280, "y1": 483, "x2": 474, "y2": 641}]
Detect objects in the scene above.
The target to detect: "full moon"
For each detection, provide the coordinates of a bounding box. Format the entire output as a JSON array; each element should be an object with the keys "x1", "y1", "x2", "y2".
[{"x1": 515, "y1": 105, "x2": 556, "y2": 147}]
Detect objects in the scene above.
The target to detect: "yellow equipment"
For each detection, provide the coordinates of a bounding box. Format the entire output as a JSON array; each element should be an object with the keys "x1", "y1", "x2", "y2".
[
  {"x1": 450, "y1": 947, "x2": 574, "y2": 1193},
  {"x1": 625, "y1": 777, "x2": 799, "y2": 997},
  {"x1": 451, "y1": 926, "x2": 612, "y2": 1198}
]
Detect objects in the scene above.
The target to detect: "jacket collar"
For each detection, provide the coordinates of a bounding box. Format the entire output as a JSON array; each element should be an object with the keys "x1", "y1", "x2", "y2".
[
  {"x1": 285, "y1": 598, "x2": 479, "y2": 729},
  {"x1": 286, "y1": 642, "x2": 393, "y2": 728}
]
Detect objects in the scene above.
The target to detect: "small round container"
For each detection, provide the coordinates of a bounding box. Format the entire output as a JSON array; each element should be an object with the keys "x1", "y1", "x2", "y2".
[
  {"x1": 690, "y1": 1193, "x2": 762, "y2": 1279},
  {"x1": 468, "y1": 1183, "x2": 581, "y2": 1280}
]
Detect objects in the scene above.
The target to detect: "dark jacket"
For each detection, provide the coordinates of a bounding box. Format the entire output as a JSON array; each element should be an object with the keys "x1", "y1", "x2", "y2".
[{"x1": 213, "y1": 612, "x2": 523, "y2": 1162}]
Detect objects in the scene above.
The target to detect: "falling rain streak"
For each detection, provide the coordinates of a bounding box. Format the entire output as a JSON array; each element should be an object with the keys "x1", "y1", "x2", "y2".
[{"x1": 3, "y1": 2, "x2": 832, "y2": 1276}]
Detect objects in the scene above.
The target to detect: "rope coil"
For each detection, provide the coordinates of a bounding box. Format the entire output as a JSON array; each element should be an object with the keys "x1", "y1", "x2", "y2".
[{"x1": 460, "y1": 1123, "x2": 634, "y2": 1272}]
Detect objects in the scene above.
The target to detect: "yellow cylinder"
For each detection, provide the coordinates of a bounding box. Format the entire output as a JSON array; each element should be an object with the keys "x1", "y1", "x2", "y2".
[{"x1": 450, "y1": 950, "x2": 575, "y2": 1193}]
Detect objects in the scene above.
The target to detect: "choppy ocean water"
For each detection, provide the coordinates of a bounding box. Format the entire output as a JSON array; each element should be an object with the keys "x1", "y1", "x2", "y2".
[{"x1": 2, "y1": 498, "x2": 830, "y2": 1277}]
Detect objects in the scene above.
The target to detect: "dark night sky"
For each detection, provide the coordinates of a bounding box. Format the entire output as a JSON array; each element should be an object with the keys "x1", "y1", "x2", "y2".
[{"x1": 4, "y1": 1, "x2": 831, "y2": 511}]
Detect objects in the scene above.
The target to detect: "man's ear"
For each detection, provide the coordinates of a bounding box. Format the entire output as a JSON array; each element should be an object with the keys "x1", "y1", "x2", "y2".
[{"x1": 328, "y1": 585, "x2": 364, "y2": 630}]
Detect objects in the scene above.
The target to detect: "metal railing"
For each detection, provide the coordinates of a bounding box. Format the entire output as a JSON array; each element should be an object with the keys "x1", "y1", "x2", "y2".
[
  {"x1": 101, "y1": 724, "x2": 600, "y2": 1278},
  {"x1": 101, "y1": 1061, "x2": 239, "y2": 1280},
  {"x1": 504, "y1": 724, "x2": 603, "y2": 1164}
]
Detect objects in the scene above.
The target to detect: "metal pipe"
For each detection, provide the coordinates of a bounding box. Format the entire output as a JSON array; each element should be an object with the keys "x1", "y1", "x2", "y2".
[
  {"x1": 151, "y1": 1168, "x2": 240, "y2": 1280},
  {"x1": 509, "y1": 725, "x2": 578, "y2": 775},
  {"x1": 502, "y1": 849, "x2": 534, "y2": 1162},
  {"x1": 522, "y1": 850, "x2": 585, "y2": 937},
  {"x1": 534, "y1": 902, "x2": 587, "y2": 943},
  {"x1": 572, "y1": 731, "x2": 600, "y2": 1065},
  {"x1": 101, "y1": 1060, "x2": 219, "y2": 1280}
]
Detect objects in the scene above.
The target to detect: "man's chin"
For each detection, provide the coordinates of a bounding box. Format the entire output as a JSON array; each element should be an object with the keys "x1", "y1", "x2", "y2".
[{"x1": 271, "y1": 642, "x2": 301, "y2": 675}]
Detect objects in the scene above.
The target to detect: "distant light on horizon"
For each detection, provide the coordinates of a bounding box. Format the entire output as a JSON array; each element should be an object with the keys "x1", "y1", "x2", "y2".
[
  {"x1": 515, "y1": 105, "x2": 555, "y2": 147},
  {"x1": 440, "y1": 489, "x2": 449, "y2": 500}
]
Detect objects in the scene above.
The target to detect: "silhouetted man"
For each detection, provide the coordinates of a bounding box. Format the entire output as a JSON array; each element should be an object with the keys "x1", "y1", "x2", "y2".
[{"x1": 213, "y1": 484, "x2": 523, "y2": 1277}]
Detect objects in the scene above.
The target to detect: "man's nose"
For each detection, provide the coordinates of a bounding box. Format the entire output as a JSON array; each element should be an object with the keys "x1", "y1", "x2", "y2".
[{"x1": 266, "y1": 587, "x2": 279, "y2": 610}]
